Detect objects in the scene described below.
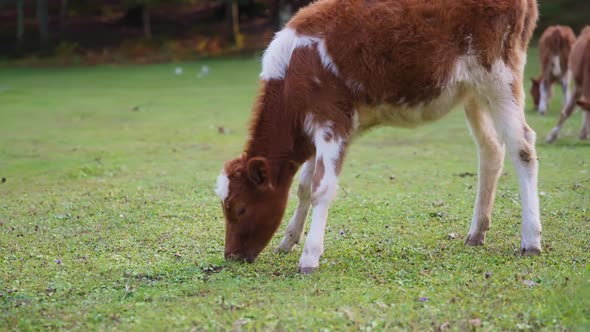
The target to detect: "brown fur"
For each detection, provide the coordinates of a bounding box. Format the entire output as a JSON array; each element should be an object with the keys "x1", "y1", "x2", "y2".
[
  {"x1": 530, "y1": 25, "x2": 576, "y2": 110},
  {"x1": 572, "y1": 27, "x2": 590, "y2": 110},
  {"x1": 219, "y1": 0, "x2": 538, "y2": 262},
  {"x1": 546, "y1": 26, "x2": 590, "y2": 143}
]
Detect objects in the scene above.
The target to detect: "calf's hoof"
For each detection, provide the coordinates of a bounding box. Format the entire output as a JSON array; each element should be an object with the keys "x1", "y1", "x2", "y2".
[
  {"x1": 298, "y1": 266, "x2": 317, "y2": 275},
  {"x1": 546, "y1": 130, "x2": 558, "y2": 143},
  {"x1": 274, "y1": 245, "x2": 292, "y2": 254},
  {"x1": 465, "y1": 233, "x2": 485, "y2": 246},
  {"x1": 521, "y1": 247, "x2": 542, "y2": 256}
]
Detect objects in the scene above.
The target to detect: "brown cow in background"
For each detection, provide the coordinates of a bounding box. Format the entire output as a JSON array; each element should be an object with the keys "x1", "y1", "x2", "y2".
[
  {"x1": 530, "y1": 25, "x2": 576, "y2": 115},
  {"x1": 547, "y1": 26, "x2": 590, "y2": 143}
]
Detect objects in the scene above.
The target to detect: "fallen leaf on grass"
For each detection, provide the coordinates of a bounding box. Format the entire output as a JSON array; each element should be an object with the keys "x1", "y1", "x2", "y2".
[
  {"x1": 468, "y1": 318, "x2": 481, "y2": 327},
  {"x1": 430, "y1": 211, "x2": 446, "y2": 218},
  {"x1": 523, "y1": 280, "x2": 537, "y2": 287},
  {"x1": 447, "y1": 233, "x2": 459, "y2": 239},
  {"x1": 437, "y1": 321, "x2": 450, "y2": 332},
  {"x1": 457, "y1": 172, "x2": 476, "y2": 177},
  {"x1": 341, "y1": 307, "x2": 355, "y2": 321}
]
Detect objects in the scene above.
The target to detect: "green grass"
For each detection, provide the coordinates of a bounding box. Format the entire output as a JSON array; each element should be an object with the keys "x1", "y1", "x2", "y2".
[{"x1": 1, "y1": 49, "x2": 589, "y2": 331}]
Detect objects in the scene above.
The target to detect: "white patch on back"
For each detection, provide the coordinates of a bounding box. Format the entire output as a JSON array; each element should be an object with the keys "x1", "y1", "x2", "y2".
[
  {"x1": 552, "y1": 55, "x2": 562, "y2": 76},
  {"x1": 260, "y1": 27, "x2": 339, "y2": 80},
  {"x1": 215, "y1": 171, "x2": 230, "y2": 201}
]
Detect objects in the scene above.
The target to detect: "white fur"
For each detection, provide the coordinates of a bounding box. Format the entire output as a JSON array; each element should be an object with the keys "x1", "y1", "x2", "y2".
[
  {"x1": 317, "y1": 39, "x2": 339, "y2": 76},
  {"x1": 312, "y1": 125, "x2": 342, "y2": 205},
  {"x1": 215, "y1": 171, "x2": 230, "y2": 201},
  {"x1": 539, "y1": 80, "x2": 548, "y2": 114},
  {"x1": 298, "y1": 124, "x2": 344, "y2": 271},
  {"x1": 552, "y1": 55, "x2": 562, "y2": 76},
  {"x1": 351, "y1": 110, "x2": 360, "y2": 132},
  {"x1": 277, "y1": 160, "x2": 314, "y2": 252},
  {"x1": 345, "y1": 79, "x2": 364, "y2": 94},
  {"x1": 260, "y1": 28, "x2": 339, "y2": 80},
  {"x1": 482, "y1": 65, "x2": 542, "y2": 252},
  {"x1": 299, "y1": 201, "x2": 329, "y2": 271}
]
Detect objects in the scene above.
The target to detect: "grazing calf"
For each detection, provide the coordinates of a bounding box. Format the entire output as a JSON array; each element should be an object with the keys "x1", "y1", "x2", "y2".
[
  {"x1": 215, "y1": 0, "x2": 541, "y2": 274},
  {"x1": 547, "y1": 27, "x2": 590, "y2": 143},
  {"x1": 530, "y1": 25, "x2": 576, "y2": 115}
]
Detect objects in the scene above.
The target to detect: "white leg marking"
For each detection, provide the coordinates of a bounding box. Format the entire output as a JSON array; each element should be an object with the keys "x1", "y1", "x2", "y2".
[
  {"x1": 539, "y1": 80, "x2": 549, "y2": 115},
  {"x1": 277, "y1": 160, "x2": 314, "y2": 252},
  {"x1": 298, "y1": 125, "x2": 344, "y2": 273},
  {"x1": 552, "y1": 56, "x2": 562, "y2": 77},
  {"x1": 560, "y1": 75, "x2": 569, "y2": 107},
  {"x1": 298, "y1": 201, "x2": 329, "y2": 273},
  {"x1": 484, "y1": 71, "x2": 541, "y2": 253},
  {"x1": 547, "y1": 89, "x2": 581, "y2": 143}
]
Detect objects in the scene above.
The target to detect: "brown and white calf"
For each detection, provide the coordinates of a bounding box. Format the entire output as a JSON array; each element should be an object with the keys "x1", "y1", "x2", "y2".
[
  {"x1": 215, "y1": 0, "x2": 542, "y2": 274},
  {"x1": 547, "y1": 26, "x2": 590, "y2": 143},
  {"x1": 530, "y1": 25, "x2": 576, "y2": 115}
]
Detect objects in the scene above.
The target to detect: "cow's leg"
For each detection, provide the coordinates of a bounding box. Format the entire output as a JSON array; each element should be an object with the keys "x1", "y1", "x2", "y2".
[
  {"x1": 538, "y1": 80, "x2": 549, "y2": 115},
  {"x1": 580, "y1": 111, "x2": 590, "y2": 140},
  {"x1": 276, "y1": 159, "x2": 314, "y2": 253},
  {"x1": 464, "y1": 99, "x2": 505, "y2": 246},
  {"x1": 298, "y1": 125, "x2": 347, "y2": 274},
  {"x1": 559, "y1": 76, "x2": 569, "y2": 108},
  {"x1": 488, "y1": 77, "x2": 542, "y2": 255},
  {"x1": 546, "y1": 90, "x2": 581, "y2": 143}
]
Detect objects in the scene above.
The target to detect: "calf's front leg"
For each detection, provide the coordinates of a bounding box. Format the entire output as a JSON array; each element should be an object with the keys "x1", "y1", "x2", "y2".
[
  {"x1": 298, "y1": 127, "x2": 347, "y2": 274},
  {"x1": 579, "y1": 111, "x2": 590, "y2": 140},
  {"x1": 538, "y1": 80, "x2": 550, "y2": 115},
  {"x1": 276, "y1": 159, "x2": 314, "y2": 253},
  {"x1": 547, "y1": 90, "x2": 581, "y2": 143}
]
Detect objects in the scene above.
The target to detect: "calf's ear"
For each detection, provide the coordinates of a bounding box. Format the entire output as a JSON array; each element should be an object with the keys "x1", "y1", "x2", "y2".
[{"x1": 247, "y1": 157, "x2": 272, "y2": 190}]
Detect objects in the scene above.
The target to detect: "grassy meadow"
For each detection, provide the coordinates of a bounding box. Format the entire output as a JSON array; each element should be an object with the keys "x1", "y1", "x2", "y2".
[{"x1": 1, "y1": 48, "x2": 589, "y2": 331}]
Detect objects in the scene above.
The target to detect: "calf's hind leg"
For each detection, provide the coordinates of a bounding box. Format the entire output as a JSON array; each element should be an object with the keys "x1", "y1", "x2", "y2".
[
  {"x1": 488, "y1": 79, "x2": 542, "y2": 255},
  {"x1": 464, "y1": 99, "x2": 505, "y2": 246},
  {"x1": 546, "y1": 90, "x2": 581, "y2": 143},
  {"x1": 276, "y1": 159, "x2": 314, "y2": 253}
]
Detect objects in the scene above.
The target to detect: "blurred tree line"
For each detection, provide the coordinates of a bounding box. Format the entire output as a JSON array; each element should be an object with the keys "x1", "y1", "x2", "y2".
[
  {"x1": 0, "y1": 0, "x2": 310, "y2": 57},
  {"x1": 0, "y1": 0, "x2": 588, "y2": 61}
]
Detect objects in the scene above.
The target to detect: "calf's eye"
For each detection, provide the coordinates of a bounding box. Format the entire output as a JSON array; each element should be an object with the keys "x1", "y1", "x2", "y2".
[{"x1": 237, "y1": 207, "x2": 246, "y2": 216}]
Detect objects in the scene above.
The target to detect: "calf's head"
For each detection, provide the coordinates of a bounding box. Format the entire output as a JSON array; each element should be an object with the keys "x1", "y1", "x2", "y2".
[
  {"x1": 215, "y1": 155, "x2": 294, "y2": 262},
  {"x1": 530, "y1": 77, "x2": 541, "y2": 110}
]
